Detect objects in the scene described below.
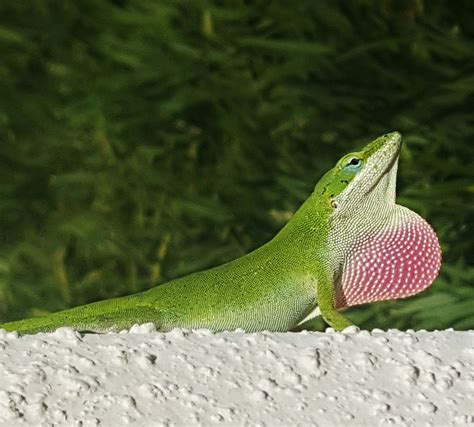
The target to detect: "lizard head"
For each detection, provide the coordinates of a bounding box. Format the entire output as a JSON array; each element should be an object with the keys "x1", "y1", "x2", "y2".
[
  {"x1": 317, "y1": 131, "x2": 401, "y2": 213},
  {"x1": 320, "y1": 132, "x2": 442, "y2": 308}
]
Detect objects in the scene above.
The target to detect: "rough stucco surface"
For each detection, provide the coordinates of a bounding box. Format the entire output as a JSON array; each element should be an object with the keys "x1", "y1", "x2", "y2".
[{"x1": 0, "y1": 325, "x2": 473, "y2": 426}]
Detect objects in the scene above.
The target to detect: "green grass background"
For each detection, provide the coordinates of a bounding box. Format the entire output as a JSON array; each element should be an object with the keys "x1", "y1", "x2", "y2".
[{"x1": 0, "y1": 0, "x2": 472, "y2": 330}]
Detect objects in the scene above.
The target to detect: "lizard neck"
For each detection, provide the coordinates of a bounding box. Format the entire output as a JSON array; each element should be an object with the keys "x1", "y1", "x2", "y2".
[{"x1": 269, "y1": 192, "x2": 330, "y2": 259}]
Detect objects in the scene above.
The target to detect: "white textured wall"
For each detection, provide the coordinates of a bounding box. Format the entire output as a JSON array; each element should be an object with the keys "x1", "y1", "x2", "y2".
[{"x1": 0, "y1": 326, "x2": 473, "y2": 426}]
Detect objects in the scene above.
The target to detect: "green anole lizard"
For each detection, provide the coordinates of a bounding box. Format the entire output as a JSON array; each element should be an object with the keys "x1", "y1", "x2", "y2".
[{"x1": 0, "y1": 132, "x2": 442, "y2": 334}]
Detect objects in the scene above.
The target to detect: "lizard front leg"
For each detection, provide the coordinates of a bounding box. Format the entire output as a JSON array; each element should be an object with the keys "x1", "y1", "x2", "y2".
[{"x1": 316, "y1": 269, "x2": 353, "y2": 331}]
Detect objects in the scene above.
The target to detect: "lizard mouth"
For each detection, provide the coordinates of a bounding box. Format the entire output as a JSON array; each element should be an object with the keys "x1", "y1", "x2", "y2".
[{"x1": 363, "y1": 140, "x2": 401, "y2": 196}]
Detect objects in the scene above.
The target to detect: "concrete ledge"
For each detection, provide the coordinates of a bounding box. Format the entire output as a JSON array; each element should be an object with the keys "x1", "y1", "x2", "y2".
[{"x1": 0, "y1": 326, "x2": 472, "y2": 425}]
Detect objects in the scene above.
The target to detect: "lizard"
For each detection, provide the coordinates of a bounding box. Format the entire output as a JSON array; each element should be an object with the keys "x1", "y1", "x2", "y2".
[{"x1": 0, "y1": 132, "x2": 442, "y2": 335}]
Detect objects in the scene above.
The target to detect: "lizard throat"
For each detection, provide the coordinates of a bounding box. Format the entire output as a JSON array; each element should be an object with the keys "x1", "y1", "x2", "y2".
[{"x1": 335, "y1": 207, "x2": 442, "y2": 308}]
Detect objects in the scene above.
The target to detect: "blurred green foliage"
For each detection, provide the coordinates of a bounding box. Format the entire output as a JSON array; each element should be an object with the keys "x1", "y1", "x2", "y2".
[{"x1": 0, "y1": 0, "x2": 472, "y2": 330}]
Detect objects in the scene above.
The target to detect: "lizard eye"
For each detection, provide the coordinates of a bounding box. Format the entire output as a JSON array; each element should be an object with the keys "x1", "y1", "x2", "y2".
[{"x1": 345, "y1": 157, "x2": 362, "y2": 170}]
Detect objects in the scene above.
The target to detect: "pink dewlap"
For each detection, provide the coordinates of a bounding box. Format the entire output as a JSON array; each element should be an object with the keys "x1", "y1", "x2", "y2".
[{"x1": 336, "y1": 215, "x2": 442, "y2": 309}]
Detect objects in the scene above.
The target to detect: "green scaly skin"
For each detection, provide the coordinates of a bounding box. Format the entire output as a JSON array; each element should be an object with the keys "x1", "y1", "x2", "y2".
[{"x1": 0, "y1": 132, "x2": 437, "y2": 335}]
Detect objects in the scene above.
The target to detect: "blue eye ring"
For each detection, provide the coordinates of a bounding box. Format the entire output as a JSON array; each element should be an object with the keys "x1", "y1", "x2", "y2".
[{"x1": 345, "y1": 157, "x2": 362, "y2": 170}]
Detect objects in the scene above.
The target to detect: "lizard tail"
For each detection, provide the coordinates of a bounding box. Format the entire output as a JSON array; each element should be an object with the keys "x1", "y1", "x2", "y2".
[{"x1": 0, "y1": 294, "x2": 165, "y2": 335}]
